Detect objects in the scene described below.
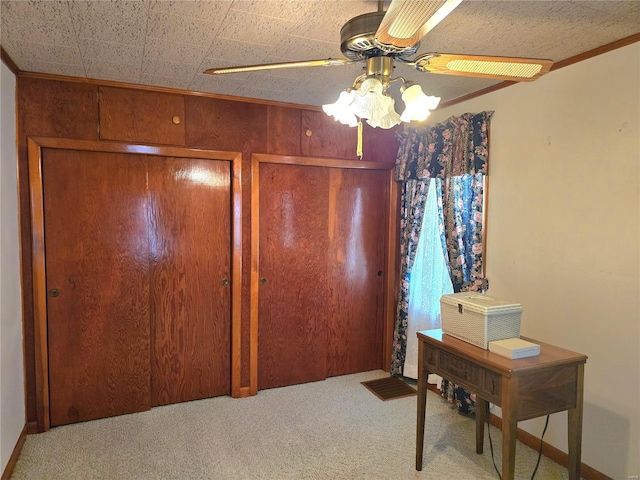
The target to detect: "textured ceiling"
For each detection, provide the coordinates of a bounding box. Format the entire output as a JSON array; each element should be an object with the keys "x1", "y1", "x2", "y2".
[{"x1": 1, "y1": 0, "x2": 639, "y2": 107}]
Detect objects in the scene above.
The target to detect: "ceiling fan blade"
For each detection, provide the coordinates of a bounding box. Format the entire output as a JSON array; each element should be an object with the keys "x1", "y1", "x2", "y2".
[
  {"x1": 375, "y1": 0, "x2": 462, "y2": 52},
  {"x1": 204, "y1": 58, "x2": 355, "y2": 75},
  {"x1": 414, "y1": 53, "x2": 553, "y2": 82}
]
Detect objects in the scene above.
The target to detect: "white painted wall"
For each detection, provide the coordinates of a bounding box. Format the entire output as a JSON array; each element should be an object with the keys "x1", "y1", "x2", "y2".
[
  {"x1": 428, "y1": 43, "x2": 640, "y2": 478},
  {"x1": 0, "y1": 60, "x2": 25, "y2": 473}
]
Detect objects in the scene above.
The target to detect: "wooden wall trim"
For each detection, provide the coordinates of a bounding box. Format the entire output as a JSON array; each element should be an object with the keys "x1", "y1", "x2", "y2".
[
  {"x1": 18, "y1": 70, "x2": 321, "y2": 112},
  {"x1": 249, "y1": 156, "x2": 260, "y2": 396},
  {"x1": 29, "y1": 136, "x2": 238, "y2": 161},
  {"x1": 550, "y1": 32, "x2": 640, "y2": 71},
  {"x1": 27, "y1": 138, "x2": 50, "y2": 432},
  {"x1": 230, "y1": 153, "x2": 243, "y2": 398},
  {"x1": 252, "y1": 153, "x2": 391, "y2": 170},
  {"x1": 1, "y1": 46, "x2": 20, "y2": 75},
  {"x1": 439, "y1": 32, "x2": 640, "y2": 109},
  {"x1": 0, "y1": 424, "x2": 27, "y2": 480},
  {"x1": 27, "y1": 136, "x2": 242, "y2": 429}
]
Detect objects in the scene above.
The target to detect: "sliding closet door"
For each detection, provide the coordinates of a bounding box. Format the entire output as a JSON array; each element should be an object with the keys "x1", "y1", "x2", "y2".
[
  {"x1": 44, "y1": 149, "x2": 151, "y2": 427},
  {"x1": 258, "y1": 163, "x2": 330, "y2": 389},
  {"x1": 326, "y1": 168, "x2": 387, "y2": 376},
  {"x1": 148, "y1": 158, "x2": 231, "y2": 405}
]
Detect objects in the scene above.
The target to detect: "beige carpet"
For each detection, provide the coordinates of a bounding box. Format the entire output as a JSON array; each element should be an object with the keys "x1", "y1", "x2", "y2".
[{"x1": 12, "y1": 370, "x2": 570, "y2": 479}]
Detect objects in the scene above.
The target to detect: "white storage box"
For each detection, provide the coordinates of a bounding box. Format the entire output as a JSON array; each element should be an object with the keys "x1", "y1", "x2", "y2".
[
  {"x1": 440, "y1": 292, "x2": 523, "y2": 349},
  {"x1": 488, "y1": 338, "x2": 540, "y2": 359}
]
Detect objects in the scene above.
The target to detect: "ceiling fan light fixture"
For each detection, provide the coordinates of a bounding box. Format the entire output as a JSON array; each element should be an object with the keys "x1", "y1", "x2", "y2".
[
  {"x1": 366, "y1": 98, "x2": 402, "y2": 129},
  {"x1": 350, "y1": 78, "x2": 393, "y2": 120},
  {"x1": 400, "y1": 83, "x2": 441, "y2": 123},
  {"x1": 322, "y1": 90, "x2": 359, "y2": 127},
  {"x1": 446, "y1": 59, "x2": 543, "y2": 78}
]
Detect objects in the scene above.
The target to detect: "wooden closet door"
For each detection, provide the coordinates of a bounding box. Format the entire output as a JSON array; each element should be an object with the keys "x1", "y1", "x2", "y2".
[
  {"x1": 258, "y1": 163, "x2": 330, "y2": 389},
  {"x1": 326, "y1": 169, "x2": 387, "y2": 376},
  {"x1": 43, "y1": 149, "x2": 151, "y2": 427},
  {"x1": 148, "y1": 157, "x2": 231, "y2": 406}
]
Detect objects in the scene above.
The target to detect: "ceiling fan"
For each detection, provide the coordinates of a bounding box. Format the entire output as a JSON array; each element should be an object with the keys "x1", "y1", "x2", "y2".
[{"x1": 204, "y1": 0, "x2": 553, "y2": 129}]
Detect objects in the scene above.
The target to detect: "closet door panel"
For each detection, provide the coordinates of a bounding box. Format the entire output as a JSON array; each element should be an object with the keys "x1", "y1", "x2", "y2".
[
  {"x1": 149, "y1": 157, "x2": 231, "y2": 406},
  {"x1": 258, "y1": 163, "x2": 330, "y2": 389},
  {"x1": 44, "y1": 149, "x2": 151, "y2": 427},
  {"x1": 326, "y1": 169, "x2": 387, "y2": 376}
]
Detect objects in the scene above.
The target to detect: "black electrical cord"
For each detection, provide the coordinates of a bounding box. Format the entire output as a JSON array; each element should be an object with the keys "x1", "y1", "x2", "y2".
[
  {"x1": 486, "y1": 403, "x2": 502, "y2": 480},
  {"x1": 530, "y1": 414, "x2": 550, "y2": 479},
  {"x1": 485, "y1": 402, "x2": 550, "y2": 480}
]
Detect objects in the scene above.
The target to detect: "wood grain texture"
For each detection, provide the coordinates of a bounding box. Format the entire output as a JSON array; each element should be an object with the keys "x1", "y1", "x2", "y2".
[
  {"x1": 19, "y1": 77, "x2": 398, "y2": 422},
  {"x1": 230, "y1": 154, "x2": 244, "y2": 398},
  {"x1": 267, "y1": 105, "x2": 301, "y2": 156},
  {"x1": 361, "y1": 123, "x2": 401, "y2": 166},
  {"x1": 19, "y1": 70, "x2": 323, "y2": 112},
  {"x1": 18, "y1": 77, "x2": 100, "y2": 425},
  {"x1": 29, "y1": 137, "x2": 239, "y2": 160},
  {"x1": 18, "y1": 78, "x2": 99, "y2": 145},
  {"x1": 148, "y1": 156, "x2": 231, "y2": 406},
  {"x1": 184, "y1": 96, "x2": 267, "y2": 152},
  {"x1": 27, "y1": 139, "x2": 49, "y2": 431},
  {"x1": 184, "y1": 95, "x2": 268, "y2": 390},
  {"x1": 249, "y1": 156, "x2": 260, "y2": 396},
  {"x1": 326, "y1": 168, "x2": 387, "y2": 376},
  {"x1": 43, "y1": 149, "x2": 151, "y2": 427},
  {"x1": 99, "y1": 87, "x2": 185, "y2": 145},
  {"x1": 253, "y1": 153, "x2": 388, "y2": 170},
  {"x1": 258, "y1": 163, "x2": 330, "y2": 389},
  {"x1": 301, "y1": 110, "x2": 358, "y2": 160},
  {"x1": 418, "y1": 329, "x2": 588, "y2": 479}
]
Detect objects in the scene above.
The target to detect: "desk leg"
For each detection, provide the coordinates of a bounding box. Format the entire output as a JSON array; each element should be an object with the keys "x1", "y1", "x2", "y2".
[
  {"x1": 568, "y1": 364, "x2": 584, "y2": 480},
  {"x1": 476, "y1": 396, "x2": 487, "y2": 454},
  {"x1": 502, "y1": 377, "x2": 519, "y2": 480},
  {"x1": 416, "y1": 341, "x2": 428, "y2": 471}
]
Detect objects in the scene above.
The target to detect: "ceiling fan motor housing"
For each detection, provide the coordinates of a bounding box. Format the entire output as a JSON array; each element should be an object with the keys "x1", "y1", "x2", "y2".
[{"x1": 340, "y1": 11, "x2": 418, "y2": 60}]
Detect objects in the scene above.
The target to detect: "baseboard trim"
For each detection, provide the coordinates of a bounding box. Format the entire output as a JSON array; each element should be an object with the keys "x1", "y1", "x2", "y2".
[
  {"x1": 26, "y1": 422, "x2": 38, "y2": 434},
  {"x1": 424, "y1": 384, "x2": 612, "y2": 480},
  {"x1": 487, "y1": 413, "x2": 613, "y2": 480},
  {"x1": 1, "y1": 424, "x2": 27, "y2": 480}
]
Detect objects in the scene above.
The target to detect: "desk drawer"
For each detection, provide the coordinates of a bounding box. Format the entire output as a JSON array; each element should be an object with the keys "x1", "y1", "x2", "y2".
[
  {"x1": 440, "y1": 351, "x2": 482, "y2": 387},
  {"x1": 424, "y1": 345, "x2": 439, "y2": 369},
  {"x1": 479, "y1": 370, "x2": 502, "y2": 404}
]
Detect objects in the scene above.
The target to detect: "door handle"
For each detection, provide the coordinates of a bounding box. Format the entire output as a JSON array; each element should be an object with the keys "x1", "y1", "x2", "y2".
[
  {"x1": 260, "y1": 277, "x2": 267, "y2": 285},
  {"x1": 49, "y1": 289, "x2": 60, "y2": 297},
  {"x1": 221, "y1": 278, "x2": 229, "y2": 286}
]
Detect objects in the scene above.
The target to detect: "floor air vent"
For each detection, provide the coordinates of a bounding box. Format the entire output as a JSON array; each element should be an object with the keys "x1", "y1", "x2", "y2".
[{"x1": 361, "y1": 376, "x2": 417, "y2": 401}]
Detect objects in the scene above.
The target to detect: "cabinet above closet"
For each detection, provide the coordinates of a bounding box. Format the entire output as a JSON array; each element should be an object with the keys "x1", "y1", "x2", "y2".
[{"x1": 99, "y1": 86, "x2": 186, "y2": 145}]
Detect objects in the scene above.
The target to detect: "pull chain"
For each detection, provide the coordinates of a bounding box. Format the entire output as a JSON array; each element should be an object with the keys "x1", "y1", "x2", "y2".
[{"x1": 357, "y1": 120, "x2": 363, "y2": 158}]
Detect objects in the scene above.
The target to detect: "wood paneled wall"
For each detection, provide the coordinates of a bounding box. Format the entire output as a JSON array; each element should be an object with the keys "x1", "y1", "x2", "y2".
[{"x1": 16, "y1": 74, "x2": 400, "y2": 427}]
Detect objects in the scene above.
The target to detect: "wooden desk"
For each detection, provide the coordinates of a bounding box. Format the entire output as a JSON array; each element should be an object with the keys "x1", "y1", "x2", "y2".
[{"x1": 416, "y1": 329, "x2": 587, "y2": 480}]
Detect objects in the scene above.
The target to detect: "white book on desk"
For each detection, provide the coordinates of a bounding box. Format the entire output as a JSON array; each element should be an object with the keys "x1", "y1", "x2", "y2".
[{"x1": 488, "y1": 338, "x2": 540, "y2": 359}]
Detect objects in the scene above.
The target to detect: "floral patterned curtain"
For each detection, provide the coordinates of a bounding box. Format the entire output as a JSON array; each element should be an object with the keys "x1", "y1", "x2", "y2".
[
  {"x1": 392, "y1": 111, "x2": 493, "y2": 414},
  {"x1": 389, "y1": 178, "x2": 431, "y2": 375}
]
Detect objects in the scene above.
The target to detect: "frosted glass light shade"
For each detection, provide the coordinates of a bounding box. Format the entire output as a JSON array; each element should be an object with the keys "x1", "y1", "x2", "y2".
[
  {"x1": 322, "y1": 90, "x2": 358, "y2": 127},
  {"x1": 350, "y1": 78, "x2": 393, "y2": 120},
  {"x1": 367, "y1": 98, "x2": 402, "y2": 129},
  {"x1": 400, "y1": 84, "x2": 441, "y2": 123}
]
